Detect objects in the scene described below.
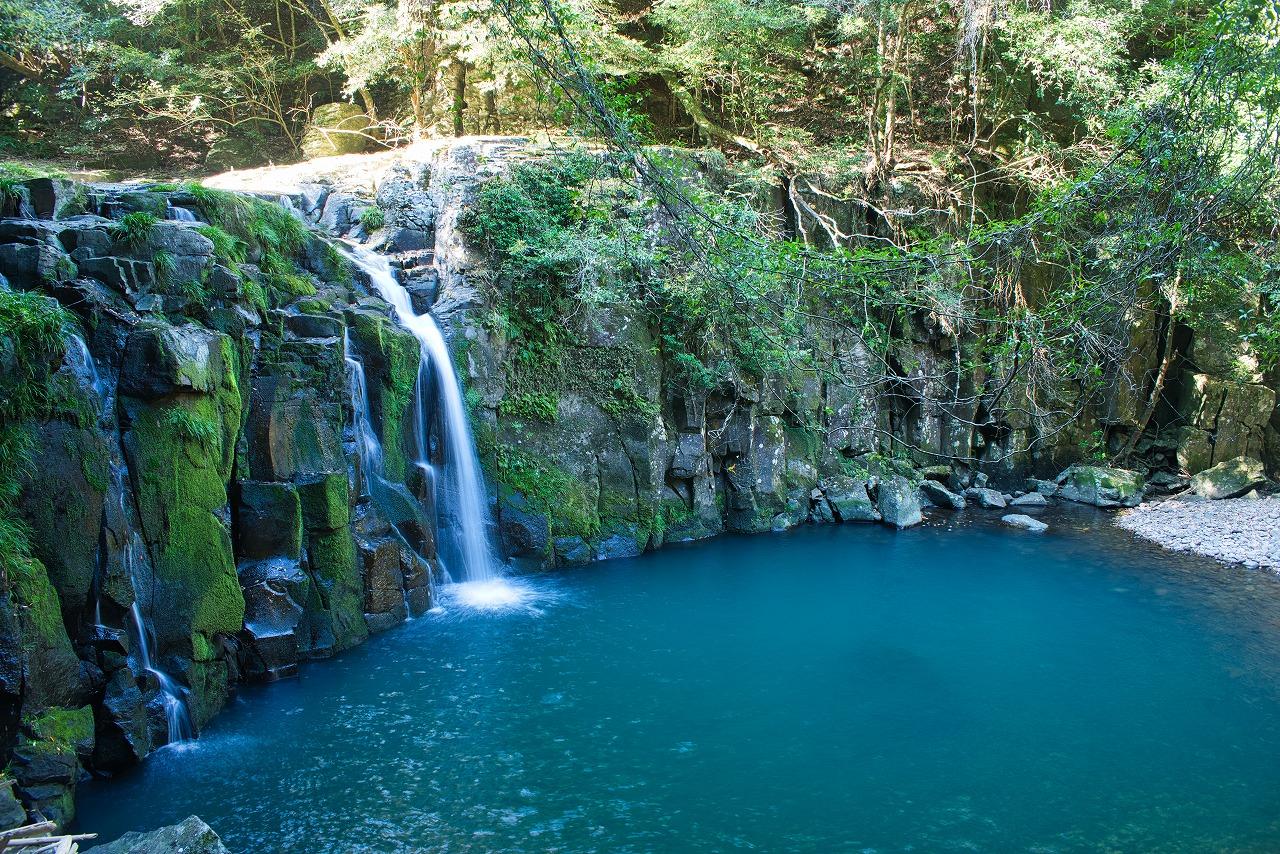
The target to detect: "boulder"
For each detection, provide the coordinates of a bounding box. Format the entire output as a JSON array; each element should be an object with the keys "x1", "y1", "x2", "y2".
[
  {"x1": 1055, "y1": 465, "x2": 1144, "y2": 508},
  {"x1": 1009, "y1": 492, "x2": 1048, "y2": 507},
  {"x1": 822, "y1": 476, "x2": 879, "y2": 522},
  {"x1": 94, "y1": 815, "x2": 230, "y2": 854},
  {"x1": 918, "y1": 480, "x2": 965, "y2": 510},
  {"x1": 1002, "y1": 514, "x2": 1048, "y2": 532},
  {"x1": 596, "y1": 533, "x2": 644, "y2": 561},
  {"x1": 876, "y1": 475, "x2": 923, "y2": 528},
  {"x1": 1190, "y1": 456, "x2": 1266, "y2": 500},
  {"x1": 1024, "y1": 478, "x2": 1059, "y2": 496},
  {"x1": 301, "y1": 103, "x2": 371, "y2": 160},
  {"x1": 964, "y1": 487, "x2": 1007, "y2": 508}
]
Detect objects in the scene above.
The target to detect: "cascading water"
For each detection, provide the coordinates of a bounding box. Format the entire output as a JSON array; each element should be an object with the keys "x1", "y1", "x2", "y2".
[
  {"x1": 344, "y1": 329, "x2": 386, "y2": 488},
  {"x1": 341, "y1": 244, "x2": 513, "y2": 603},
  {"x1": 166, "y1": 205, "x2": 198, "y2": 222},
  {"x1": 68, "y1": 333, "x2": 106, "y2": 404},
  {"x1": 76, "y1": 333, "x2": 195, "y2": 747},
  {"x1": 129, "y1": 600, "x2": 194, "y2": 744}
]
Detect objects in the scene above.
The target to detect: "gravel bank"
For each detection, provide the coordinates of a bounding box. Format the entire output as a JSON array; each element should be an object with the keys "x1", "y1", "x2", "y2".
[{"x1": 1116, "y1": 495, "x2": 1280, "y2": 570}]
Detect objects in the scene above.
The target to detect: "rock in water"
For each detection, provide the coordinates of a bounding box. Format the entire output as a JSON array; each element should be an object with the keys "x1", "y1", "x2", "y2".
[
  {"x1": 919, "y1": 480, "x2": 966, "y2": 510},
  {"x1": 1190, "y1": 456, "x2": 1266, "y2": 500},
  {"x1": 822, "y1": 476, "x2": 880, "y2": 522},
  {"x1": 964, "y1": 487, "x2": 1007, "y2": 508},
  {"x1": 877, "y1": 475, "x2": 923, "y2": 528},
  {"x1": 1055, "y1": 465, "x2": 1144, "y2": 508},
  {"x1": 1002, "y1": 514, "x2": 1048, "y2": 532},
  {"x1": 94, "y1": 815, "x2": 229, "y2": 854},
  {"x1": 1009, "y1": 492, "x2": 1048, "y2": 507}
]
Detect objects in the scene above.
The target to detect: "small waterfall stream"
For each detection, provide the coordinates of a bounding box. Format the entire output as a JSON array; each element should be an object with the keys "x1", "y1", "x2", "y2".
[
  {"x1": 342, "y1": 244, "x2": 504, "y2": 589},
  {"x1": 76, "y1": 332, "x2": 195, "y2": 746},
  {"x1": 166, "y1": 205, "x2": 198, "y2": 222}
]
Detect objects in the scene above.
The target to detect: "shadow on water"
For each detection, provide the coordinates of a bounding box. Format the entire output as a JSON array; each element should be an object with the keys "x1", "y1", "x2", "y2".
[{"x1": 78, "y1": 507, "x2": 1280, "y2": 852}]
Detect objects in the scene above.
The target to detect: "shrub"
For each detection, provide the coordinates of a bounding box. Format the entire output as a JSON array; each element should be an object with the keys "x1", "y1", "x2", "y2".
[
  {"x1": 110, "y1": 211, "x2": 158, "y2": 249},
  {"x1": 359, "y1": 207, "x2": 386, "y2": 231}
]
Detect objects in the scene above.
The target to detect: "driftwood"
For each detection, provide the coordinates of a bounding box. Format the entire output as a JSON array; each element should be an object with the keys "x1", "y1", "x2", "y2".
[{"x1": 0, "y1": 822, "x2": 96, "y2": 854}]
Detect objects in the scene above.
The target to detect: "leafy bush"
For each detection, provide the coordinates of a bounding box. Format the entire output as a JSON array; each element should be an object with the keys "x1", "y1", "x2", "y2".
[{"x1": 359, "y1": 207, "x2": 385, "y2": 231}]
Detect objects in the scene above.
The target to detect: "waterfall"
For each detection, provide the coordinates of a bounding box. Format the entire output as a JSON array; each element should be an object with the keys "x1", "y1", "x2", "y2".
[
  {"x1": 342, "y1": 244, "x2": 501, "y2": 585},
  {"x1": 167, "y1": 205, "x2": 198, "y2": 222},
  {"x1": 344, "y1": 329, "x2": 385, "y2": 489},
  {"x1": 68, "y1": 333, "x2": 106, "y2": 403},
  {"x1": 129, "y1": 601, "x2": 194, "y2": 744},
  {"x1": 110, "y1": 444, "x2": 195, "y2": 745}
]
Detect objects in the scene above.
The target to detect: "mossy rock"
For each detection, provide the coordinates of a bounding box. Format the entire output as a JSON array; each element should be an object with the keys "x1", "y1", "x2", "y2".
[
  {"x1": 1055, "y1": 465, "x2": 1144, "y2": 508},
  {"x1": 1190, "y1": 456, "x2": 1266, "y2": 499},
  {"x1": 346, "y1": 311, "x2": 420, "y2": 482},
  {"x1": 298, "y1": 472, "x2": 350, "y2": 531},
  {"x1": 300, "y1": 103, "x2": 372, "y2": 160},
  {"x1": 305, "y1": 527, "x2": 367, "y2": 651}
]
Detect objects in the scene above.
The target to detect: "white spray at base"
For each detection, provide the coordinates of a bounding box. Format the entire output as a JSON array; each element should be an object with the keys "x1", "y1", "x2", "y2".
[{"x1": 342, "y1": 244, "x2": 524, "y2": 608}]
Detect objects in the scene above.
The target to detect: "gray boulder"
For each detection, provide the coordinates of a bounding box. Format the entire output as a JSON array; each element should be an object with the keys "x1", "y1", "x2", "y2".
[
  {"x1": 919, "y1": 480, "x2": 965, "y2": 510},
  {"x1": 822, "y1": 476, "x2": 879, "y2": 522},
  {"x1": 1009, "y1": 492, "x2": 1048, "y2": 507},
  {"x1": 1002, "y1": 514, "x2": 1048, "y2": 532},
  {"x1": 1056, "y1": 465, "x2": 1144, "y2": 508},
  {"x1": 876, "y1": 475, "x2": 923, "y2": 528},
  {"x1": 1025, "y1": 478, "x2": 1059, "y2": 496},
  {"x1": 1189, "y1": 456, "x2": 1266, "y2": 500},
  {"x1": 964, "y1": 487, "x2": 1007, "y2": 508},
  {"x1": 94, "y1": 815, "x2": 230, "y2": 854}
]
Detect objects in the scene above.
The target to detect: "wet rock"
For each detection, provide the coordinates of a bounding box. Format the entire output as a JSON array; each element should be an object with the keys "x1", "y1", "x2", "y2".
[
  {"x1": 1009, "y1": 492, "x2": 1048, "y2": 507},
  {"x1": 94, "y1": 815, "x2": 230, "y2": 854},
  {"x1": 964, "y1": 487, "x2": 1007, "y2": 509},
  {"x1": 919, "y1": 480, "x2": 965, "y2": 510},
  {"x1": 596, "y1": 533, "x2": 644, "y2": 561},
  {"x1": 876, "y1": 475, "x2": 923, "y2": 528},
  {"x1": 1056, "y1": 465, "x2": 1144, "y2": 508},
  {"x1": 237, "y1": 481, "x2": 303, "y2": 560},
  {"x1": 499, "y1": 493, "x2": 550, "y2": 558},
  {"x1": 554, "y1": 536, "x2": 592, "y2": 566},
  {"x1": 822, "y1": 476, "x2": 879, "y2": 522},
  {"x1": 0, "y1": 780, "x2": 26, "y2": 830},
  {"x1": 1002, "y1": 514, "x2": 1048, "y2": 532},
  {"x1": 1190, "y1": 456, "x2": 1267, "y2": 500}
]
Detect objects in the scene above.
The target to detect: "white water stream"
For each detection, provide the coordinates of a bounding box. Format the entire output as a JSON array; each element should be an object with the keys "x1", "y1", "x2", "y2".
[{"x1": 342, "y1": 245, "x2": 520, "y2": 606}]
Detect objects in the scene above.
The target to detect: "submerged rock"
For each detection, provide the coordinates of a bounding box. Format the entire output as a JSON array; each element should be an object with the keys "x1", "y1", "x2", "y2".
[
  {"x1": 1002, "y1": 514, "x2": 1048, "y2": 532},
  {"x1": 94, "y1": 815, "x2": 230, "y2": 854},
  {"x1": 1055, "y1": 465, "x2": 1144, "y2": 508},
  {"x1": 876, "y1": 476, "x2": 923, "y2": 528},
  {"x1": 1190, "y1": 456, "x2": 1266, "y2": 500}
]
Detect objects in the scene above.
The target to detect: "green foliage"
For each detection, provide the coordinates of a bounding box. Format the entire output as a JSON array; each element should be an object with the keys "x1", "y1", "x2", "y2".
[
  {"x1": 158, "y1": 405, "x2": 222, "y2": 452},
  {"x1": 359, "y1": 207, "x2": 386, "y2": 231},
  {"x1": 152, "y1": 249, "x2": 175, "y2": 283},
  {"x1": 196, "y1": 225, "x2": 247, "y2": 266},
  {"x1": 492, "y1": 444, "x2": 599, "y2": 540},
  {"x1": 110, "y1": 211, "x2": 158, "y2": 249},
  {"x1": 0, "y1": 292, "x2": 71, "y2": 586}
]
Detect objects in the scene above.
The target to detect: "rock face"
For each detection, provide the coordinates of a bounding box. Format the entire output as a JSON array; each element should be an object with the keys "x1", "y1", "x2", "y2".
[
  {"x1": 1190, "y1": 456, "x2": 1267, "y2": 499},
  {"x1": 0, "y1": 178, "x2": 437, "y2": 827},
  {"x1": 94, "y1": 815, "x2": 230, "y2": 854},
  {"x1": 1056, "y1": 466, "x2": 1145, "y2": 508}
]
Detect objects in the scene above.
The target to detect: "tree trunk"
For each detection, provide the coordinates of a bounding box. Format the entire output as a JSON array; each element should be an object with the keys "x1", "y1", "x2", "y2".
[{"x1": 452, "y1": 61, "x2": 469, "y2": 137}]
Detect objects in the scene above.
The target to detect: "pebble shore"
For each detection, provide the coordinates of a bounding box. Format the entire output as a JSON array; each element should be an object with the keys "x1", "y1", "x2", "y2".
[{"x1": 1116, "y1": 495, "x2": 1280, "y2": 570}]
